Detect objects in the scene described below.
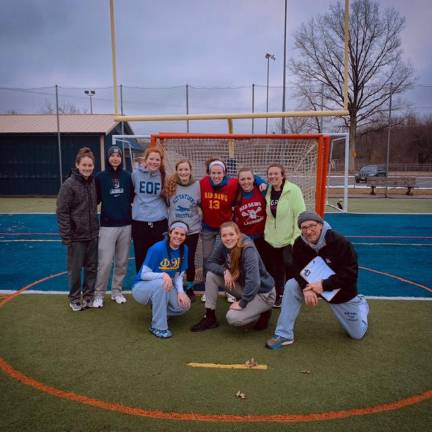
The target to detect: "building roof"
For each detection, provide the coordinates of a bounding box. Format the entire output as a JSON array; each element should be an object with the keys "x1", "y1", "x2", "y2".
[{"x1": 0, "y1": 114, "x2": 133, "y2": 134}]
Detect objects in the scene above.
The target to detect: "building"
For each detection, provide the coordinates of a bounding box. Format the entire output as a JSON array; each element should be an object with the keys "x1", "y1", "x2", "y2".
[{"x1": 0, "y1": 114, "x2": 139, "y2": 195}]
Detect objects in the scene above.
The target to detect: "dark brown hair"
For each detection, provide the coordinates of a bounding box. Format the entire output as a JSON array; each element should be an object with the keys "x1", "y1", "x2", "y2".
[
  {"x1": 266, "y1": 163, "x2": 286, "y2": 178},
  {"x1": 205, "y1": 158, "x2": 226, "y2": 175},
  {"x1": 75, "y1": 147, "x2": 95, "y2": 165}
]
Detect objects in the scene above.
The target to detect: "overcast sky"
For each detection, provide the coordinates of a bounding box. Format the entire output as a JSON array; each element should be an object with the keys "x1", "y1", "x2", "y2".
[{"x1": 1, "y1": 0, "x2": 431, "y2": 133}]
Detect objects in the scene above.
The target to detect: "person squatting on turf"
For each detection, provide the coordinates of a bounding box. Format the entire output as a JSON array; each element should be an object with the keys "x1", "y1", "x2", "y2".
[
  {"x1": 56, "y1": 147, "x2": 99, "y2": 312},
  {"x1": 132, "y1": 221, "x2": 191, "y2": 339},
  {"x1": 266, "y1": 211, "x2": 369, "y2": 350},
  {"x1": 131, "y1": 147, "x2": 168, "y2": 273},
  {"x1": 92, "y1": 146, "x2": 134, "y2": 308},
  {"x1": 191, "y1": 221, "x2": 276, "y2": 332},
  {"x1": 263, "y1": 163, "x2": 306, "y2": 308},
  {"x1": 165, "y1": 159, "x2": 202, "y2": 302}
]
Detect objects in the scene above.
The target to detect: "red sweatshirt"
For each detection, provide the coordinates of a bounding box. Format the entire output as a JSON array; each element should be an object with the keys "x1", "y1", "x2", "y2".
[
  {"x1": 234, "y1": 186, "x2": 266, "y2": 238},
  {"x1": 200, "y1": 176, "x2": 238, "y2": 229}
]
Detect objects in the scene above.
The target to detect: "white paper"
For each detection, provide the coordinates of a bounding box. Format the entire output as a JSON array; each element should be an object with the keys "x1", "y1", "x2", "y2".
[{"x1": 300, "y1": 256, "x2": 340, "y2": 301}]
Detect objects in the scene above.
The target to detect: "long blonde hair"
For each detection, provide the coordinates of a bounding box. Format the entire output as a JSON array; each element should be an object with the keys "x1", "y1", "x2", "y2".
[
  {"x1": 220, "y1": 221, "x2": 251, "y2": 281},
  {"x1": 165, "y1": 159, "x2": 193, "y2": 198}
]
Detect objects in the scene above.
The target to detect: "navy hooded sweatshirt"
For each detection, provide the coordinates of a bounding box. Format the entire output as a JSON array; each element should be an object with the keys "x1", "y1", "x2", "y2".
[{"x1": 95, "y1": 157, "x2": 134, "y2": 227}]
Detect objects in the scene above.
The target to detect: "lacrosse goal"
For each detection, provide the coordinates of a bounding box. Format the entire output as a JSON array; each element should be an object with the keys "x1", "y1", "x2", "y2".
[{"x1": 151, "y1": 133, "x2": 331, "y2": 216}]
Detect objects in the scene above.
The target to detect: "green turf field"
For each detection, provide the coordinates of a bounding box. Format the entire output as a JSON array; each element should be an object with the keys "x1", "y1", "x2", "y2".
[
  {"x1": 1, "y1": 197, "x2": 431, "y2": 431},
  {"x1": 1, "y1": 294, "x2": 431, "y2": 432}
]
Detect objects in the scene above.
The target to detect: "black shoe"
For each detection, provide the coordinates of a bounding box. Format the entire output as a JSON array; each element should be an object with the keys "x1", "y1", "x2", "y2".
[
  {"x1": 254, "y1": 309, "x2": 272, "y2": 330},
  {"x1": 186, "y1": 288, "x2": 196, "y2": 303},
  {"x1": 273, "y1": 295, "x2": 283, "y2": 309},
  {"x1": 190, "y1": 310, "x2": 219, "y2": 332}
]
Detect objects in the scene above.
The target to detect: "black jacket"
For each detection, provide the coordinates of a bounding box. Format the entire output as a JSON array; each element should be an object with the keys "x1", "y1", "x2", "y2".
[
  {"x1": 56, "y1": 169, "x2": 99, "y2": 242},
  {"x1": 293, "y1": 229, "x2": 358, "y2": 304}
]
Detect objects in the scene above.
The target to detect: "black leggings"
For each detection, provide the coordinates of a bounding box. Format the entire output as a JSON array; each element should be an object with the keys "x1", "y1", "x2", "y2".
[
  {"x1": 132, "y1": 219, "x2": 168, "y2": 272},
  {"x1": 185, "y1": 233, "x2": 200, "y2": 283},
  {"x1": 262, "y1": 241, "x2": 294, "y2": 298}
]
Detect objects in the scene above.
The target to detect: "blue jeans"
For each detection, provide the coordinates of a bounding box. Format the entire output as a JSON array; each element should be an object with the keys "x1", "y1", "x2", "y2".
[
  {"x1": 132, "y1": 279, "x2": 190, "y2": 330},
  {"x1": 275, "y1": 278, "x2": 369, "y2": 341}
]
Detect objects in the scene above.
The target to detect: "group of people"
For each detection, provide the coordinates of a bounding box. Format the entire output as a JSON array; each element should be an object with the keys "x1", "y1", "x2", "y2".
[{"x1": 56, "y1": 145, "x2": 369, "y2": 346}]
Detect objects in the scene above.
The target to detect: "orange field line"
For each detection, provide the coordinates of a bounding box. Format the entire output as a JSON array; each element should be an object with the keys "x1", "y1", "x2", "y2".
[
  {"x1": 0, "y1": 272, "x2": 66, "y2": 309},
  {"x1": 1, "y1": 273, "x2": 431, "y2": 423},
  {"x1": 0, "y1": 356, "x2": 430, "y2": 423},
  {"x1": 360, "y1": 266, "x2": 432, "y2": 294}
]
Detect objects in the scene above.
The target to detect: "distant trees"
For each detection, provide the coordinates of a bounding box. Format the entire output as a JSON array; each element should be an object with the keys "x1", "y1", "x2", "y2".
[
  {"x1": 43, "y1": 101, "x2": 86, "y2": 114},
  {"x1": 290, "y1": 0, "x2": 415, "y2": 168}
]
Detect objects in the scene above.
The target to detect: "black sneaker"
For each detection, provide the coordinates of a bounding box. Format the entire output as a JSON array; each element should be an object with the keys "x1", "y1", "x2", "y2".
[
  {"x1": 190, "y1": 313, "x2": 219, "y2": 332},
  {"x1": 273, "y1": 295, "x2": 283, "y2": 309},
  {"x1": 254, "y1": 309, "x2": 272, "y2": 330},
  {"x1": 185, "y1": 288, "x2": 196, "y2": 303}
]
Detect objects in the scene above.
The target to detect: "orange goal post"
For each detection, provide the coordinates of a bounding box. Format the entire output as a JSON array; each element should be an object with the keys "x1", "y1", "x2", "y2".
[{"x1": 151, "y1": 133, "x2": 331, "y2": 216}]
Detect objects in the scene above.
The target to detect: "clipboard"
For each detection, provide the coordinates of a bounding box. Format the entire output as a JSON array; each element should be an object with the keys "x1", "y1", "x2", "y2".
[{"x1": 300, "y1": 256, "x2": 340, "y2": 301}]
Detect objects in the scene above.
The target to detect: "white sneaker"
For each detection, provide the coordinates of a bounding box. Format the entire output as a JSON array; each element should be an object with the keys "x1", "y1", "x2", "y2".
[
  {"x1": 201, "y1": 294, "x2": 206, "y2": 303},
  {"x1": 226, "y1": 293, "x2": 236, "y2": 303},
  {"x1": 69, "y1": 302, "x2": 82, "y2": 312},
  {"x1": 92, "y1": 296, "x2": 104, "y2": 308},
  {"x1": 112, "y1": 294, "x2": 127, "y2": 304}
]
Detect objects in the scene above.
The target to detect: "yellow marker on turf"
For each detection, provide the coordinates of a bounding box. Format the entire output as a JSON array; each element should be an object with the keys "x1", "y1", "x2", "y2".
[{"x1": 187, "y1": 362, "x2": 268, "y2": 370}]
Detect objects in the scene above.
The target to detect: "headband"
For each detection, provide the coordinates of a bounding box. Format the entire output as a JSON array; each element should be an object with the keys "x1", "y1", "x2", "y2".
[
  {"x1": 169, "y1": 221, "x2": 189, "y2": 234},
  {"x1": 209, "y1": 160, "x2": 226, "y2": 172}
]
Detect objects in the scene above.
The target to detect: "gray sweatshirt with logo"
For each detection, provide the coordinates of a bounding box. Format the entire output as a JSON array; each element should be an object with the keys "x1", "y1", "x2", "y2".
[
  {"x1": 167, "y1": 181, "x2": 202, "y2": 234},
  {"x1": 132, "y1": 166, "x2": 167, "y2": 222}
]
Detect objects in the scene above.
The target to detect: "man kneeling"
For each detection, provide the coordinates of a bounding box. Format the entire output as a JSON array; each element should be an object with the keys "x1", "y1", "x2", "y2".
[
  {"x1": 266, "y1": 211, "x2": 369, "y2": 350},
  {"x1": 191, "y1": 222, "x2": 276, "y2": 332}
]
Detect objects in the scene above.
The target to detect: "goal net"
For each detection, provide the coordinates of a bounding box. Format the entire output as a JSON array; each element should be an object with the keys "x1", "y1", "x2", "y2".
[{"x1": 151, "y1": 133, "x2": 330, "y2": 215}]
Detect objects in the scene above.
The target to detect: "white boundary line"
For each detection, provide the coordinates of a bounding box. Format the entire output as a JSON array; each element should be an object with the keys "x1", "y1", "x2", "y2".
[{"x1": 1, "y1": 290, "x2": 431, "y2": 301}]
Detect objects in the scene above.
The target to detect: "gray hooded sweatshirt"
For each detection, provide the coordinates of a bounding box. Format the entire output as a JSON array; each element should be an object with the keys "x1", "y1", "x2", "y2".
[{"x1": 132, "y1": 165, "x2": 167, "y2": 222}]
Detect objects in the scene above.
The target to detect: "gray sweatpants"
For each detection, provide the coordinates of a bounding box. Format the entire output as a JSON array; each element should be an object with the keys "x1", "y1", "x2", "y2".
[
  {"x1": 94, "y1": 225, "x2": 131, "y2": 298},
  {"x1": 204, "y1": 271, "x2": 276, "y2": 327},
  {"x1": 275, "y1": 278, "x2": 369, "y2": 341}
]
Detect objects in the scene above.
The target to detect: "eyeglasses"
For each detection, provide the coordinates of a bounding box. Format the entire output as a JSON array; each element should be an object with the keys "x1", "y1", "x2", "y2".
[{"x1": 301, "y1": 223, "x2": 320, "y2": 232}]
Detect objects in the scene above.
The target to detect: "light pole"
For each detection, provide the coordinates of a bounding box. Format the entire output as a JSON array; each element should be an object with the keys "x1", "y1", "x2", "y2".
[
  {"x1": 265, "y1": 53, "x2": 275, "y2": 134},
  {"x1": 84, "y1": 89, "x2": 96, "y2": 114}
]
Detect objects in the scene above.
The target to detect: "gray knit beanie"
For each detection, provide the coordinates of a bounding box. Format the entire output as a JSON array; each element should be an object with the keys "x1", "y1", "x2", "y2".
[
  {"x1": 108, "y1": 145, "x2": 122, "y2": 157},
  {"x1": 297, "y1": 211, "x2": 324, "y2": 228}
]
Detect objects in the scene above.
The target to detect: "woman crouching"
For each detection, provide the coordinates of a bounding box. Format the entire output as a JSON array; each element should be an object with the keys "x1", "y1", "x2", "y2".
[
  {"x1": 191, "y1": 222, "x2": 276, "y2": 332},
  {"x1": 132, "y1": 221, "x2": 191, "y2": 339}
]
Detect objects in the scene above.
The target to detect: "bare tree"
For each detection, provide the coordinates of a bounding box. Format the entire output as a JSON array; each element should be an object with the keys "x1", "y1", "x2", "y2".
[
  {"x1": 42, "y1": 100, "x2": 86, "y2": 114},
  {"x1": 291, "y1": 0, "x2": 414, "y2": 169}
]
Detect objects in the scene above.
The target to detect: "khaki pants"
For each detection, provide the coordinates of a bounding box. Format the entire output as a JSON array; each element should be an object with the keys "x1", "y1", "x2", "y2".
[{"x1": 204, "y1": 271, "x2": 276, "y2": 327}]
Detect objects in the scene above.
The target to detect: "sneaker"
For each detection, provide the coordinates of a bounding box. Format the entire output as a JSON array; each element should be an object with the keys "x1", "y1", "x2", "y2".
[
  {"x1": 254, "y1": 309, "x2": 272, "y2": 331},
  {"x1": 226, "y1": 292, "x2": 236, "y2": 303},
  {"x1": 273, "y1": 295, "x2": 283, "y2": 309},
  {"x1": 149, "y1": 327, "x2": 172, "y2": 339},
  {"x1": 82, "y1": 297, "x2": 94, "y2": 309},
  {"x1": 265, "y1": 335, "x2": 294, "y2": 350},
  {"x1": 186, "y1": 288, "x2": 196, "y2": 303},
  {"x1": 201, "y1": 294, "x2": 207, "y2": 303},
  {"x1": 91, "y1": 296, "x2": 104, "y2": 308},
  {"x1": 69, "y1": 302, "x2": 82, "y2": 312},
  {"x1": 112, "y1": 294, "x2": 127, "y2": 304},
  {"x1": 190, "y1": 311, "x2": 219, "y2": 332}
]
